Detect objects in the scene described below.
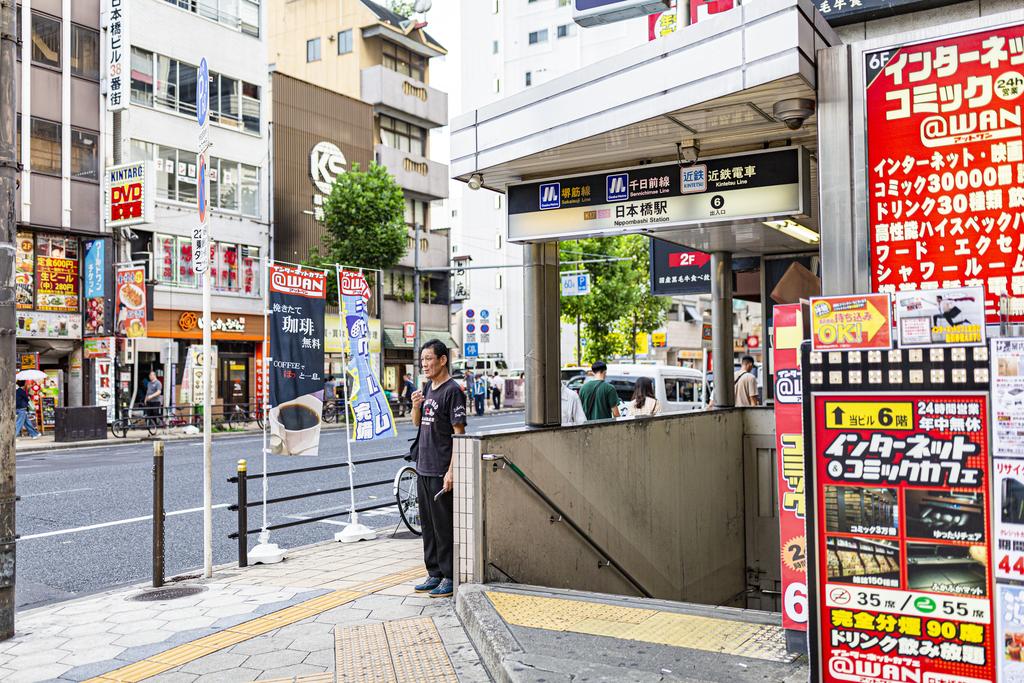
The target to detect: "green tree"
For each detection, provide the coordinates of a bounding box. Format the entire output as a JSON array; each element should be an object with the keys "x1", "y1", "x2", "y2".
[
  {"x1": 388, "y1": 0, "x2": 415, "y2": 18},
  {"x1": 560, "y1": 235, "x2": 671, "y2": 364},
  {"x1": 306, "y1": 162, "x2": 407, "y2": 303}
]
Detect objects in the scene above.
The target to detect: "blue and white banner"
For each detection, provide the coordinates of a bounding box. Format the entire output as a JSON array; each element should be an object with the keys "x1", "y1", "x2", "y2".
[{"x1": 338, "y1": 269, "x2": 395, "y2": 442}]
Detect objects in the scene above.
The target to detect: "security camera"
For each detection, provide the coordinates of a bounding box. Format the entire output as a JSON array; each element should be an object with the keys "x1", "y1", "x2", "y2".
[
  {"x1": 467, "y1": 173, "x2": 483, "y2": 190},
  {"x1": 773, "y1": 98, "x2": 816, "y2": 131}
]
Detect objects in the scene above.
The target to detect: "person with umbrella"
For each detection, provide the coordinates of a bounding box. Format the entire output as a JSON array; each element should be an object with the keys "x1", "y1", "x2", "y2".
[{"x1": 15, "y1": 375, "x2": 41, "y2": 439}]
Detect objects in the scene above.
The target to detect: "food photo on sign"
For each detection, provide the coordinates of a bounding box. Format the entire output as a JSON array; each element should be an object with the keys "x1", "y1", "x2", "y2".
[
  {"x1": 268, "y1": 265, "x2": 327, "y2": 456},
  {"x1": 895, "y1": 287, "x2": 986, "y2": 347},
  {"x1": 115, "y1": 268, "x2": 147, "y2": 338}
]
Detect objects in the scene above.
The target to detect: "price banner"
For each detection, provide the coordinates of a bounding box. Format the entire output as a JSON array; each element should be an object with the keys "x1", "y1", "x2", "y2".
[{"x1": 811, "y1": 391, "x2": 995, "y2": 682}]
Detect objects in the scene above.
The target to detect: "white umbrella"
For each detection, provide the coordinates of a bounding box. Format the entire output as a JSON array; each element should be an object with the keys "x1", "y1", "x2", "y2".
[{"x1": 16, "y1": 370, "x2": 47, "y2": 382}]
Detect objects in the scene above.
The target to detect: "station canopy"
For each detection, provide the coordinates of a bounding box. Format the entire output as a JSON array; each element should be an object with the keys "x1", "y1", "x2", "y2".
[{"x1": 450, "y1": 0, "x2": 838, "y2": 256}]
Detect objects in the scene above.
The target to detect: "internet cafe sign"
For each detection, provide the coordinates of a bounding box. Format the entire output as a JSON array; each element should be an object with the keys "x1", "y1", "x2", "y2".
[
  {"x1": 310, "y1": 141, "x2": 346, "y2": 221},
  {"x1": 506, "y1": 147, "x2": 810, "y2": 242}
]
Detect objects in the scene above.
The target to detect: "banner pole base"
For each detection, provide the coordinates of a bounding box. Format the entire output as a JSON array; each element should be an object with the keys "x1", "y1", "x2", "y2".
[
  {"x1": 336, "y1": 513, "x2": 377, "y2": 543},
  {"x1": 249, "y1": 542, "x2": 286, "y2": 564}
]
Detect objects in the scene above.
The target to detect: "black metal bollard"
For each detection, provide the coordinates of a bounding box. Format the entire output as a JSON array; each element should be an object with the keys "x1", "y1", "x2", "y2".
[
  {"x1": 237, "y1": 459, "x2": 248, "y2": 568},
  {"x1": 152, "y1": 440, "x2": 165, "y2": 587}
]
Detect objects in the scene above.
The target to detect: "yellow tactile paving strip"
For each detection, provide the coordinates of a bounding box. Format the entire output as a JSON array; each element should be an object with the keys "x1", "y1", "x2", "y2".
[
  {"x1": 85, "y1": 566, "x2": 423, "y2": 683},
  {"x1": 486, "y1": 591, "x2": 795, "y2": 663},
  {"x1": 335, "y1": 617, "x2": 458, "y2": 683}
]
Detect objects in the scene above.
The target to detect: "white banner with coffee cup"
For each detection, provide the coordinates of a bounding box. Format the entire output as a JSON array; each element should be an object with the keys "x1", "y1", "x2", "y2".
[{"x1": 268, "y1": 264, "x2": 327, "y2": 456}]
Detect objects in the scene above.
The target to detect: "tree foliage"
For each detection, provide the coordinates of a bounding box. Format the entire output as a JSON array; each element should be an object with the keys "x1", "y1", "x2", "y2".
[
  {"x1": 560, "y1": 235, "x2": 671, "y2": 364},
  {"x1": 388, "y1": 0, "x2": 416, "y2": 18}
]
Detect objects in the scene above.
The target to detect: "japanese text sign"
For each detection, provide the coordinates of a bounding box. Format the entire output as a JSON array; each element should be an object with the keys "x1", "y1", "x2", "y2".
[
  {"x1": 105, "y1": 0, "x2": 128, "y2": 111},
  {"x1": 774, "y1": 304, "x2": 808, "y2": 633},
  {"x1": 268, "y1": 265, "x2": 326, "y2": 456},
  {"x1": 867, "y1": 23, "x2": 1024, "y2": 323},
  {"x1": 895, "y1": 286, "x2": 986, "y2": 348},
  {"x1": 997, "y1": 584, "x2": 1024, "y2": 680},
  {"x1": 115, "y1": 268, "x2": 146, "y2": 338},
  {"x1": 36, "y1": 255, "x2": 79, "y2": 313},
  {"x1": 338, "y1": 269, "x2": 395, "y2": 443},
  {"x1": 810, "y1": 294, "x2": 893, "y2": 352},
  {"x1": 649, "y1": 238, "x2": 711, "y2": 296},
  {"x1": 992, "y1": 337, "x2": 1024, "y2": 459},
  {"x1": 811, "y1": 392, "x2": 994, "y2": 683},
  {"x1": 106, "y1": 162, "x2": 153, "y2": 228}
]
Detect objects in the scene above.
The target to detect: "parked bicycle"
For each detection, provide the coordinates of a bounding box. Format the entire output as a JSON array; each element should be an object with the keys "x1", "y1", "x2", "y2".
[
  {"x1": 228, "y1": 402, "x2": 264, "y2": 430},
  {"x1": 321, "y1": 398, "x2": 342, "y2": 424},
  {"x1": 110, "y1": 404, "x2": 160, "y2": 438},
  {"x1": 393, "y1": 463, "x2": 421, "y2": 535}
]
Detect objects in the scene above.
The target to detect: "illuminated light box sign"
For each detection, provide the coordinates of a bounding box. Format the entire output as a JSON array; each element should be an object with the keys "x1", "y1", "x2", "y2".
[{"x1": 106, "y1": 161, "x2": 154, "y2": 228}]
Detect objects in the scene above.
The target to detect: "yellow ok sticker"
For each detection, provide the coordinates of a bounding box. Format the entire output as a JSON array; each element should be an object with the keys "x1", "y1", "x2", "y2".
[{"x1": 825, "y1": 402, "x2": 914, "y2": 430}]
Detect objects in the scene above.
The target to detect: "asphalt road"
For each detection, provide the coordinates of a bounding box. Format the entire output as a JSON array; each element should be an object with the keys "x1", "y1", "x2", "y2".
[{"x1": 15, "y1": 410, "x2": 525, "y2": 611}]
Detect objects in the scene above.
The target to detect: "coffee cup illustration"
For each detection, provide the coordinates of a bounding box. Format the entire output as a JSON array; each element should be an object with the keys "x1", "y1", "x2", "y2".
[{"x1": 270, "y1": 394, "x2": 322, "y2": 455}]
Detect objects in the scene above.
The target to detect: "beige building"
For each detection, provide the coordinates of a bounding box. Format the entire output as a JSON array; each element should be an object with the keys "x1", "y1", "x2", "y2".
[{"x1": 269, "y1": 0, "x2": 453, "y2": 391}]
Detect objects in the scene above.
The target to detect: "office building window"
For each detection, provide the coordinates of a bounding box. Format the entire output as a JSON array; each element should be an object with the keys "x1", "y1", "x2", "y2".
[
  {"x1": 380, "y1": 115, "x2": 426, "y2": 156},
  {"x1": 337, "y1": 29, "x2": 353, "y2": 55},
  {"x1": 528, "y1": 29, "x2": 548, "y2": 45},
  {"x1": 382, "y1": 40, "x2": 425, "y2": 82},
  {"x1": 30, "y1": 118, "x2": 60, "y2": 175},
  {"x1": 154, "y1": 55, "x2": 198, "y2": 117},
  {"x1": 70, "y1": 25, "x2": 99, "y2": 80},
  {"x1": 557, "y1": 23, "x2": 574, "y2": 38},
  {"x1": 164, "y1": 0, "x2": 261, "y2": 37},
  {"x1": 240, "y1": 164, "x2": 259, "y2": 217},
  {"x1": 71, "y1": 129, "x2": 98, "y2": 181},
  {"x1": 239, "y1": 0, "x2": 260, "y2": 36},
  {"x1": 404, "y1": 198, "x2": 428, "y2": 228},
  {"x1": 525, "y1": 71, "x2": 532, "y2": 86},
  {"x1": 307, "y1": 37, "x2": 321, "y2": 62},
  {"x1": 130, "y1": 47, "x2": 154, "y2": 106},
  {"x1": 152, "y1": 233, "x2": 260, "y2": 294},
  {"x1": 31, "y1": 12, "x2": 60, "y2": 68},
  {"x1": 211, "y1": 158, "x2": 238, "y2": 211}
]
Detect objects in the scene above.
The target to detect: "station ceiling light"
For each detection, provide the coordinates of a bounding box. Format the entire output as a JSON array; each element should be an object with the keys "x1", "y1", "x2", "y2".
[{"x1": 763, "y1": 219, "x2": 820, "y2": 244}]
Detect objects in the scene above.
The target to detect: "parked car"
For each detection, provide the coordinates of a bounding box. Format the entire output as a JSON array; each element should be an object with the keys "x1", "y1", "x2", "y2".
[{"x1": 567, "y1": 364, "x2": 705, "y2": 414}]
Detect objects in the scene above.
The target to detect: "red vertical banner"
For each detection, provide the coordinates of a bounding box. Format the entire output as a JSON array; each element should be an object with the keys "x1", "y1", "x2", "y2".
[
  {"x1": 813, "y1": 392, "x2": 994, "y2": 682},
  {"x1": 866, "y1": 23, "x2": 1024, "y2": 323},
  {"x1": 255, "y1": 343, "x2": 265, "y2": 407},
  {"x1": 774, "y1": 304, "x2": 808, "y2": 632}
]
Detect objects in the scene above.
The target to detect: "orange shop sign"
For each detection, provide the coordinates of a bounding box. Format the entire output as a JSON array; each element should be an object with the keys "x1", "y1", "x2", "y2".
[{"x1": 810, "y1": 293, "x2": 892, "y2": 352}]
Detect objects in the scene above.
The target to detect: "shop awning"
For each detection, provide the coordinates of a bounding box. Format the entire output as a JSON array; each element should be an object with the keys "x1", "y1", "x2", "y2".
[
  {"x1": 450, "y1": 0, "x2": 837, "y2": 256},
  {"x1": 383, "y1": 328, "x2": 458, "y2": 352}
]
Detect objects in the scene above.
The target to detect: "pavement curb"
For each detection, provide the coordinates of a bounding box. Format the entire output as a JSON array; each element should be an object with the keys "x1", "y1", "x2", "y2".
[{"x1": 455, "y1": 584, "x2": 525, "y2": 683}]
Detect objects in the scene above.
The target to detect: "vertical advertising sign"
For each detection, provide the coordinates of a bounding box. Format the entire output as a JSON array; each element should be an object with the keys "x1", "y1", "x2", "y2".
[
  {"x1": 338, "y1": 270, "x2": 396, "y2": 442},
  {"x1": 105, "y1": 0, "x2": 128, "y2": 111},
  {"x1": 894, "y1": 287, "x2": 986, "y2": 348},
  {"x1": 194, "y1": 57, "x2": 211, "y2": 275},
  {"x1": 773, "y1": 304, "x2": 808, "y2": 634},
  {"x1": 866, "y1": 23, "x2": 1024, "y2": 322},
  {"x1": 85, "y1": 338, "x2": 115, "y2": 420},
  {"x1": 15, "y1": 232, "x2": 33, "y2": 310},
  {"x1": 115, "y1": 268, "x2": 147, "y2": 338},
  {"x1": 649, "y1": 238, "x2": 712, "y2": 296},
  {"x1": 811, "y1": 390, "x2": 994, "y2": 682},
  {"x1": 998, "y1": 584, "x2": 1024, "y2": 681},
  {"x1": 268, "y1": 265, "x2": 326, "y2": 456},
  {"x1": 84, "y1": 239, "x2": 112, "y2": 337},
  {"x1": 992, "y1": 338, "x2": 1024, "y2": 587}
]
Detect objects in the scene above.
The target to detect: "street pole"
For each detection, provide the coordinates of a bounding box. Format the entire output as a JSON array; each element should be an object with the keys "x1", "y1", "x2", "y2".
[
  {"x1": 196, "y1": 58, "x2": 213, "y2": 579},
  {"x1": 413, "y1": 222, "x2": 421, "y2": 383},
  {"x1": 576, "y1": 312, "x2": 581, "y2": 366},
  {"x1": 0, "y1": 0, "x2": 18, "y2": 640}
]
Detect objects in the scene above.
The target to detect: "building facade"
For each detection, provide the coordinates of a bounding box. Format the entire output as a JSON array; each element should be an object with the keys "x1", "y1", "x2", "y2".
[
  {"x1": 15, "y1": 0, "x2": 104, "y2": 425},
  {"x1": 115, "y1": 0, "x2": 270, "y2": 410},
  {"x1": 269, "y1": 0, "x2": 453, "y2": 390}
]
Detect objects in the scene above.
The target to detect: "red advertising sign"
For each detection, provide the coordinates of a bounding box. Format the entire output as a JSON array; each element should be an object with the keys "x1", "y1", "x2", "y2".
[
  {"x1": 689, "y1": 0, "x2": 733, "y2": 24},
  {"x1": 810, "y1": 294, "x2": 893, "y2": 352},
  {"x1": 866, "y1": 24, "x2": 1024, "y2": 323},
  {"x1": 774, "y1": 304, "x2": 808, "y2": 633},
  {"x1": 115, "y1": 267, "x2": 147, "y2": 338},
  {"x1": 647, "y1": 2, "x2": 677, "y2": 41},
  {"x1": 812, "y1": 392, "x2": 994, "y2": 683}
]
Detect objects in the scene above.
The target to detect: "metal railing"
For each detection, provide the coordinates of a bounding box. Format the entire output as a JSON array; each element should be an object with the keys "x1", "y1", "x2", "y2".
[
  {"x1": 226, "y1": 453, "x2": 409, "y2": 567},
  {"x1": 110, "y1": 402, "x2": 264, "y2": 437},
  {"x1": 482, "y1": 453, "x2": 653, "y2": 599}
]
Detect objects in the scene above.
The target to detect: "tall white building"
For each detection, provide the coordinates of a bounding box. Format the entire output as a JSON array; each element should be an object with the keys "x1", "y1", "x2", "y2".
[
  {"x1": 449, "y1": 0, "x2": 667, "y2": 369},
  {"x1": 113, "y1": 0, "x2": 270, "y2": 407}
]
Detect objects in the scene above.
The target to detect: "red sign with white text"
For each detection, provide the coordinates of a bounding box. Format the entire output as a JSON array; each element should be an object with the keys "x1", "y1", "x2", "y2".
[
  {"x1": 812, "y1": 392, "x2": 994, "y2": 683},
  {"x1": 689, "y1": 0, "x2": 733, "y2": 24},
  {"x1": 867, "y1": 24, "x2": 1024, "y2": 323},
  {"x1": 774, "y1": 304, "x2": 807, "y2": 632}
]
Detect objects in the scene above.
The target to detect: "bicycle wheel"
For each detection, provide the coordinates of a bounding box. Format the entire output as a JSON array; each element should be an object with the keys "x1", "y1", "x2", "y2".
[
  {"x1": 395, "y1": 466, "x2": 421, "y2": 536},
  {"x1": 147, "y1": 415, "x2": 160, "y2": 436},
  {"x1": 322, "y1": 401, "x2": 337, "y2": 424},
  {"x1": 228, "y1": 410, "x2": 247, "y2": 430},
  {"x1": 110, "y1": 419, "x2": 128, "y2": 438}
]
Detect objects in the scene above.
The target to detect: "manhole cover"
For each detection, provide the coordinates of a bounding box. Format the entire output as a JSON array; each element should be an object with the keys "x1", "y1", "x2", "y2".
[{"x1": 130, "y1": 585, "x2": 207, "y2": 602}]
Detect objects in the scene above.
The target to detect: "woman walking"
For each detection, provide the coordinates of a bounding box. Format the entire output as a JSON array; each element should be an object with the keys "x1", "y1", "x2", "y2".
[{"x1": 630, "y1": 376, "x2": 661, "y2": 417}]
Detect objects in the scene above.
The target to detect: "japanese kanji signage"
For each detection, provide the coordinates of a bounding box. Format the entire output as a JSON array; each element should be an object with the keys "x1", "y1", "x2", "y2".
[
  {"x1": 774, "y1": 304, "x2": 808, "y2": 634},
  {"x1": 338, "y1": 269, "x2": 395, "y2": 443},
  {"x1": 106, "y1": 162, "x2": 153, "y2": 228},
  {"x1": 811, "y1": 391, "x2": 995, "y2": 682},
  {"x1": 268, "y1": 265, "x2": 327, "y2": 456},
  {"x1": 507, "y1": 147, "x2": 808, "y2": 242},
  {"x1": 810, "y1": 294, "x2": 893, "y2": 352},
  {"x1": 105, "y1": 0, "x2": 128, "y2": 111},
  {"x1": 816, "y1": 0, "x2": 963, "y2": 27},
  {"x1": 895, "y1": 286, "x2": 986, "y2": 348},
  {"x1": 36, "y1": 255, "x2": 79, "y2": 313},
  {"x1": 992, "y1": 337, "x2": 1024, "y2": 459},
  {"x1": 650, "y1": 238, "x2": 711, "y2": 295},
  {"x1": 867, "y1": 23, "x2": 1024, "y2": 323},
  {"x1": 647, "y1": 1, "x2": 677, "y2": 40}
]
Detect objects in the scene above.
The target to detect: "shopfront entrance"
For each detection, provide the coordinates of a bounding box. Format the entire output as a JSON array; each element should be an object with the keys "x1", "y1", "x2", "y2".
[{"x1": 218, "y1": 348, "x2": 251, "y2": 408}]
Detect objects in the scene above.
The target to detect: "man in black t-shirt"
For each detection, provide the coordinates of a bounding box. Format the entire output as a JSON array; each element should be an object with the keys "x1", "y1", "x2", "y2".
[{"x1": 411, "y1": 339, "x2": 466, "y2": 598}]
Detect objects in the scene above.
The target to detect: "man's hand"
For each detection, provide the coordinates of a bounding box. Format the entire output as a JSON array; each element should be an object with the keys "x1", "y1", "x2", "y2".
[
  {"x1": 443, "y1": 469, "x2": 454, "y2": 493},
  {"x1": 411, "y1": 390, "x2": 425, "y2": 410}
]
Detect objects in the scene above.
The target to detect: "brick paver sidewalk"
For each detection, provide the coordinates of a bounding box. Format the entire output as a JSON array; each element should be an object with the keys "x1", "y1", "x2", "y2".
[{"x1": 1, "y1": 537, "x2": 489, "y2": 682}]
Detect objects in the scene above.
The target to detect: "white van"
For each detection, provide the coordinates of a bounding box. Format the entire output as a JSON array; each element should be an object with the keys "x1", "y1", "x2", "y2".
[{"x1": 567, "y1": 364, "x2": 705, "y2": 415}]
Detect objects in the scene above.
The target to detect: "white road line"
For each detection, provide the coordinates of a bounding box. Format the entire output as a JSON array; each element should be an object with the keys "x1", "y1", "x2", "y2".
[
  {"x1": 20, "y1": 503, "x2": 230, "y2": 540},
  {"x1": 21, "y1": 488, "x2": 93, "y2": 498}
]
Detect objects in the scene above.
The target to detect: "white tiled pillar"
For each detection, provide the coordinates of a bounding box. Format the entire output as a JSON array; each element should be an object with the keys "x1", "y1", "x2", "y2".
[{"x1": 453, "y1": 436, "x2": 479, "y2": 589}]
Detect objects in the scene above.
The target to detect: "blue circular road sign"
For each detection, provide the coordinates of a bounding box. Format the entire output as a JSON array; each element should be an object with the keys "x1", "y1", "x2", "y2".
[
  {"x1": 197, "y1": 58, "x2": 209, "y2": 126},
  {"x1": 466, "y1": 309, "x2": 475, "y2": 319},
  {"x1": 480, "y1": 310, "x2": 489, "y2": 319},
  {"x1": 481, "y1": 324, "x2": 490, "y2": 333}
]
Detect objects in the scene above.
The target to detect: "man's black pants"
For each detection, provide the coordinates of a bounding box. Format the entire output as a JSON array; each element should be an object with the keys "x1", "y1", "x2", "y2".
[{"x1": 417, "y1": 474, "x2": 453, "y2": 580}]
